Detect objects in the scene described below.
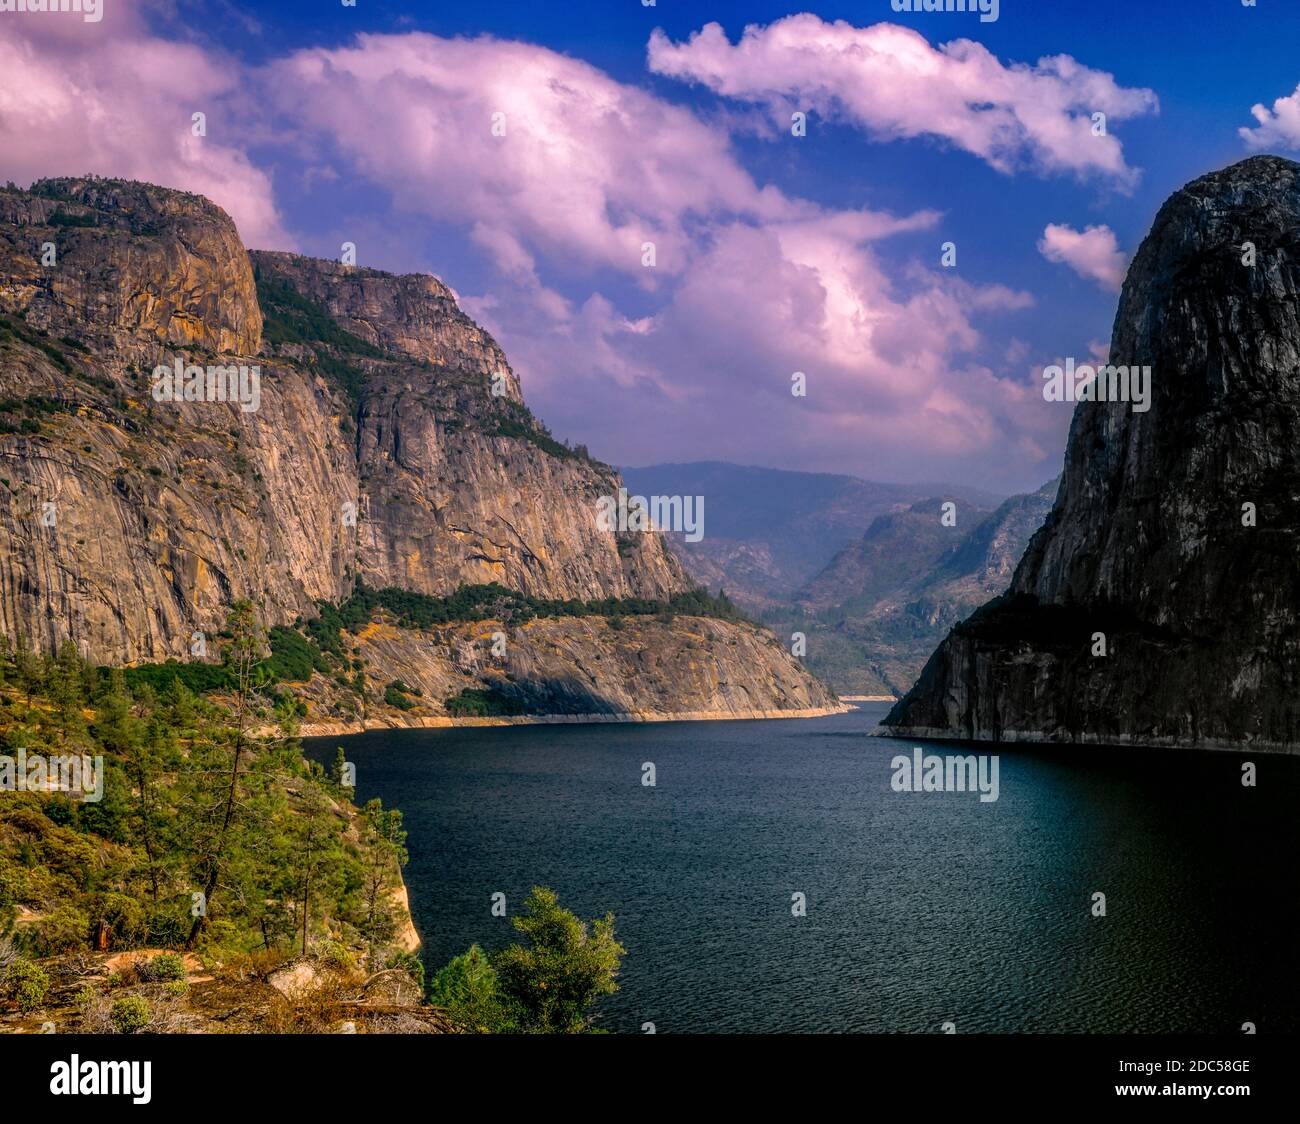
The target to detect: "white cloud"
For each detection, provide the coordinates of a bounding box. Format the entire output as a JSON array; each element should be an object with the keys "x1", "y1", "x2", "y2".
[
  {"x1": 1240, "y1": 83, "x2": 1300, "y2": 149},
  {"x1": 648, "y1": 16, "x2": 1158, "y2": 188},
  {"x1": 1037, "y1": 223, "x2": 1126, "y2": 291}
]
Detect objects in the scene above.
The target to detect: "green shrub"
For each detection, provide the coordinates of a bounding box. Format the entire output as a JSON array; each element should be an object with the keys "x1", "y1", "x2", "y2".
[
  {"x1": 429, "y1": 888, "x2": 624, "y2": 1034},
  {"x1": 4, "y1": 960, "x2": 50, "y2": 1013},
  {"x1": 110, "y1": 995, "x2": 151, "y2": 1034},
  {"x1": 387, "y1": 949, "x2": 425, "y2": 993},
  {"x1": 315, "y1": 940, "x2": 357, "y2": 973},
  {"x1": 444, "y1": 687, "x2": 524, "y2": 717},
  {"x1": 30, "y1": 904, "x2": 90, "y2": 956},
  {"x1": 384, "y1": 684, "x2": 415, "y2": 710},
  {"x1": 428, "y1": 945, "x2": 509, "y2": 1033},
  {"x1": 492, "y1": 886, "x2": 625, "y2": 1034},
  {"x1": 136, "y1": 952, "x2": 186, "y2": 982}
]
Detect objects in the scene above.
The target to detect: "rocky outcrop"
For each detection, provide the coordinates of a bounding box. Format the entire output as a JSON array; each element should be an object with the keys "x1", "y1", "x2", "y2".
[
  {"x1": 884, "y1": 156, "x2": 1300, "y2": 752},
  {"x1": 0, "y1": 176, "x2": 829, "y2": 716},
  {"x1": 283, "y1": 614, "x2": 840, "y2": 731},
  {"x1": 251, "y1": 250, "x2": 520, "y2": 400},
  {"x1": 0, "y1": 178, "x2": 262, "y2": 359}
]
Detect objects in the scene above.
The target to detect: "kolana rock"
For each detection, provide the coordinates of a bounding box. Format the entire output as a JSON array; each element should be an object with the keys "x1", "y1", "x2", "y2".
[
  {"x1": 0, "y1": 176, "x2": 836, "y2": 720},
  {"x1": 884, "y1": 155, "x2": 1300, "y2": 752}
]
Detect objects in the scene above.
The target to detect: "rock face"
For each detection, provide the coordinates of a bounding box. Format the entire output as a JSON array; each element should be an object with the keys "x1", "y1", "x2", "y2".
[
  {"x1": 884, "y1": 156, "x2": 1300, "y2": 751},
  {"x1": 0, "y1": 176, "x2": 833, "y2": 717},
  {"x1": 806, "y1": 481, "x2": 1056, "y2": 696},
  {"x1": 250, "y1": 250, "x2": 520, "y2": 400},
  {"x1": 0, "y1": 179, "x2": 262, "y2": 359},
  {"x1": 290, "y1": 614, "x2": 840, "y2": 730},
  {"x1": 251, "y1": 250, "x2": 687, "y2": 603}
]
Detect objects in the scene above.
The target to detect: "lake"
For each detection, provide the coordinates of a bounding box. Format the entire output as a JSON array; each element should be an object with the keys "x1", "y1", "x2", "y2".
[{"x1": 305, "y1": 702, "x2": 1299, "y2": 1033}]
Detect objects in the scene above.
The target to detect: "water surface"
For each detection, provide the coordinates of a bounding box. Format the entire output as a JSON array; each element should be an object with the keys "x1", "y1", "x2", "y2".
[{"x1": 306, "y1": 703, "x2": 1298, "y2": 1033}]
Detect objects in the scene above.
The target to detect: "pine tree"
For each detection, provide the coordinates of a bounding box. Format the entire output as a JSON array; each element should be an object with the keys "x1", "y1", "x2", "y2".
[{"x1": 185, "y1": 601, "x2": 264, "y2": 950}]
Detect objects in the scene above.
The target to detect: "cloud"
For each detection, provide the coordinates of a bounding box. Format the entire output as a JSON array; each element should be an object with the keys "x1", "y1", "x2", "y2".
[
  {"x1": 0, "y1": 17, "x2": 1067, "y2": 488},
  {"x1": 1037, "y1": 223, "x2": 1126, "y2": 291},
  {"x1": 1240, "y1": 83, "x2": 1300, "y2": 149},
  {"x1": 262, "y1": 32, "x2": 800, "y2": 279},
  {"x1": 256, "y1": 29, "x2": 1059, "y2": 484},
  {"x1": 647, "y1": 16, "x2": 1157, "y2": 188},
  {"x1": 0, "y1": 14, "x2": 291, "y2": 247}
]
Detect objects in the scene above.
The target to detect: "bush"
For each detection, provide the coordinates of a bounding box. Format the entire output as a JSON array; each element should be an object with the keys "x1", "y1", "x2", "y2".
[
  {"x1": 4, "y1": 959, "x2": 50, "y2": 1013},
  {"x1": 110, "y1": 995, "x2": 151, "y2": 1034},
  {"x1": 428, "y1": 888, "x2": 625, "y2": 1034},
  {"x1": 315, "y1": 940, "x2": 357, "y2": 974},
  {"x1": 492, "y1": 887, "x2": 625, "y2": 1033},
  {"x1": 29, "y1": 904, "x2": 90, "y2": 956},
  {"x1": 444, "y1": 687, "x2": 525, "y2": 718},
  {"x1": 428, "y1": 945, "x2": 510, "y2": 1033},
  {"x1": 386, "y1": 949, "x2": 425, "y2": 993},
  {"x1": 136, "y1": 952, "x2": 186, "y2": 982},
  {"x1": 384, "y1": 684, "x2": 415, "y2": 710}
]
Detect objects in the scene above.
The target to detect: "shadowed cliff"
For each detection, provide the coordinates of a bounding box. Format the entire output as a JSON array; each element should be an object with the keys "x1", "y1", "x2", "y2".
[{"x1": 884, "y1": 155, "x2": 1300, "y2": 751}]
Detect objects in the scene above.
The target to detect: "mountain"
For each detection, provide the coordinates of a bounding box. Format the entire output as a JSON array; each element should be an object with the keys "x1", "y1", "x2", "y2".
[
  {"x1": 0, "y1": 177, "x2": 836, "y2": 723},
  {"x1": 885, "y1": 155, "x2": 1300, "y2": 750},
  {"x1": 768, "y1": 481, "x2": 1055, "y2": 696},
  {"x1": 796, "y1": 495, "x2": 999, "y2": 613},
  {"x1": 619, "y1": 461, "x2": 1003, "y2": 610}
]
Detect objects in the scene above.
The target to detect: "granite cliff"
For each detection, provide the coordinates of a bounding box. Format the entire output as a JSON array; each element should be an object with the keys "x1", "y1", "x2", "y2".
[
  {"x1": 884, "y1": 156, "x2": 1300, "y2": 751},
  {"x1": 795, "y1": 481, "x2": 1055, "y2": 696},
  {"x1": 0, "y1": 177, "x2": 835, "y2": 721}
]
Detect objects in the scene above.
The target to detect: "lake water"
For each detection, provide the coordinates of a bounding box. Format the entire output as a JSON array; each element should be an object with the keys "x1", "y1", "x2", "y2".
[{"x1": 305, "y1": 703, "x2": 1299, "y2": 1033}]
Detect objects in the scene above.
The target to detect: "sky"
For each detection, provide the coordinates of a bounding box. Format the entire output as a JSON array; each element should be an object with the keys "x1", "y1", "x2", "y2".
[{"x1": 3, "y1": 0, "x2": 1300, "y2": 492}]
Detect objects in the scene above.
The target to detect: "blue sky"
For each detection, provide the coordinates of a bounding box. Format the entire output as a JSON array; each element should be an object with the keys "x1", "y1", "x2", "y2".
[{"x1": 7, "y1": 0, "x2": 1300, "y2": 492}]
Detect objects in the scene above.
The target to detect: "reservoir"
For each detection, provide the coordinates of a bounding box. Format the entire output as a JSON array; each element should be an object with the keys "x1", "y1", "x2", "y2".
[{"x1": 306, "y1": 701, "x2": 1298, "y2": 1033}]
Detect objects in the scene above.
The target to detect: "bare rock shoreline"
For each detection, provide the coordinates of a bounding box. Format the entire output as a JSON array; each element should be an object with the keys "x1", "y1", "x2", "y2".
[{"x1": 289, "y1": 703, "x2": 851, "y2": 739}]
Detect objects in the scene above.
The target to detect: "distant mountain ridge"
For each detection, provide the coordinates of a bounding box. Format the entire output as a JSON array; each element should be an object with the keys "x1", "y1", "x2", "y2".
[
  {"x1": 752, "y1": 480, "x2": 1054, "y2": 696},
  {"x1": 623, "y1": 460, "x2": 1051, "y2": 697},
  {"x1": 620, "y1": 461, "x2": 1004, "y2": 610}
]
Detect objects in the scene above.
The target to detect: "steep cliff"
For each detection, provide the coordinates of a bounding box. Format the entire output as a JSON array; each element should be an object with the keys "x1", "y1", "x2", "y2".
[
  {"x1": 884, "y1": 156, "x2": 1300, "y2": 751},
  {"x1": 0, "y1": 176, "x2": 833, "y2": 717}
]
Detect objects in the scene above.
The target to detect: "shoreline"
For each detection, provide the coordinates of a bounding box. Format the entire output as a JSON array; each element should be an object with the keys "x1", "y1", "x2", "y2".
[
  {"x1": 289, "y1": 703, "x2": 852, "y2": 739},
  {"x1": 874, "y1": 724, "x2": 1300, "y2": 756}
]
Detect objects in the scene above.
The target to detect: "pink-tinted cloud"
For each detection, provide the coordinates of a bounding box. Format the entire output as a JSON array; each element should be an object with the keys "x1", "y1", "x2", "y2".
[
  {"x1": 0, "y1": 16, "x2": 1069, "y2": 488},
  {"x1": 1037, "y1": 223, "x2": 1126, "y2": 291},
  {"x1": 256, "y1": 28, "x2": 1060, "y2": 486},
  {"x1": 262, "y1": 32, "x2": 798, "y2": 280},
  {"x1": 647, "y1": 16, "x2": 1157, "y2": 188},
  {"x1": 1240, "y1": 83, "x2": 1300, "y2": 149},
  {"x1": 0, "y1": 11, "x2": 291, "y2": 247}
]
